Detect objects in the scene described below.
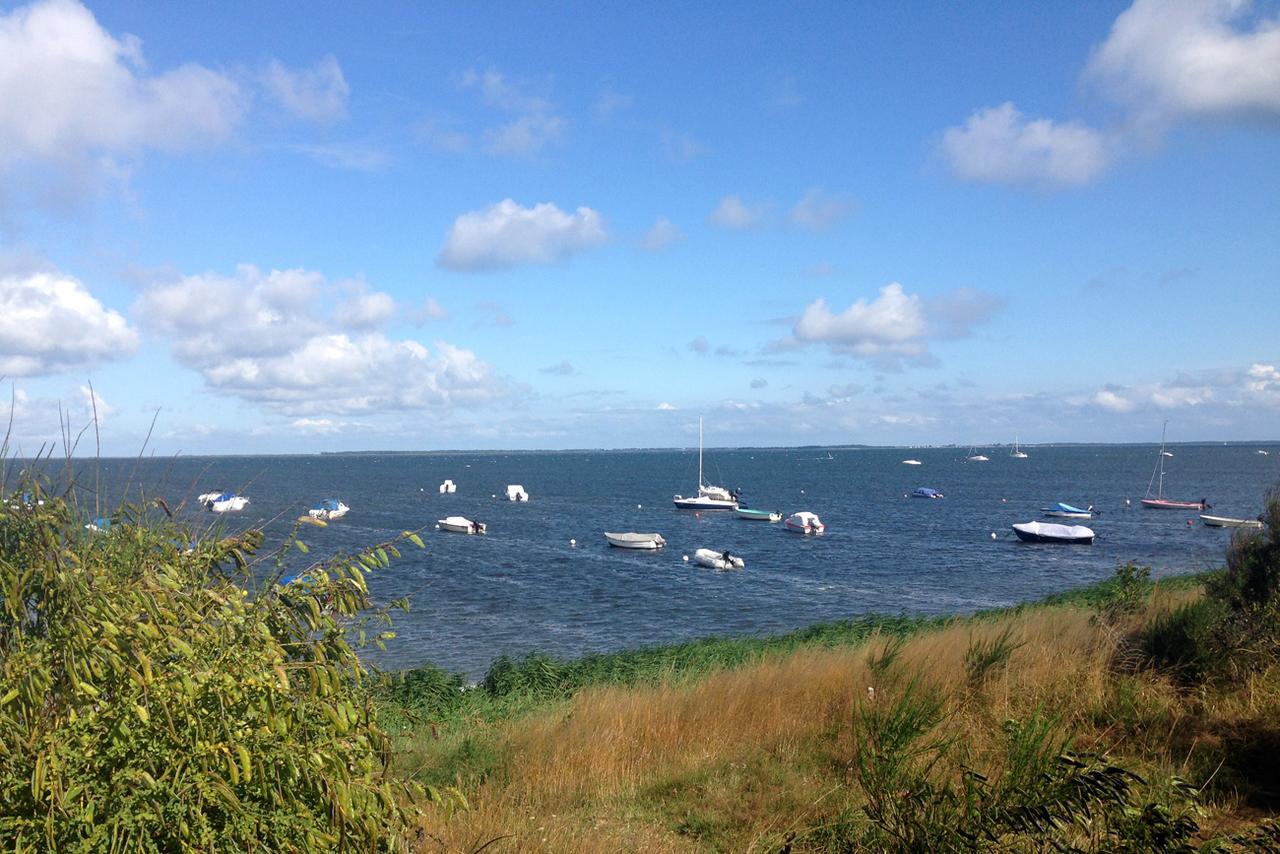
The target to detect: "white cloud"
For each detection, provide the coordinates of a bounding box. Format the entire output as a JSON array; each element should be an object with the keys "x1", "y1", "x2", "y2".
[
  {"x1": 437, "y1": 199, "x2": 608, "y2": 271},
  {"x1": 1246, "y1": 362, "x2": 1280, "y2": 395},
  {"x1": 261, "y1": 55, "x2": 349, "y2": 124},
  {"x1": 291, "y1": 417, "x2": 340, "y2": 434},
  {"x1": 656, "y1": 402, "x2": 676, "y2": 410},
  {"x1": 1086, "y1": 0, "x2": 1280, "y2": 126},
  {"x1": 78, "y1": 383, "x2": 113, "y2": 425},
  {"x1": 0, "y1": 270, "x2": 137, "y2": 375},
  {"x1": 640, "y1": 216, "x2": 683, "y2": 251},
  {"x1": 541, "y1": 360, "x2": 577, "y2": 376},
  {"x1": 786, "y1": 282, "x2": 1002, "y2": 365},
  {"x1": 660, "y1": 130, "x2": 703, "y2": 163},
  {"x1": 457, "y1": 67, "x2": 549, "y2": 114},
  {"x1": 136, "y1": 264, "x2": 507, "y2": 416},
  {"x1": 337, "y1": 289, "x2": 395, "y2": 330},
  {"x1": 793, "y1": 284, "x2": 927, "y2": 359},
  {"x1": 1093, "y1": 389, "x2": 1136, "y2": 412},
  {"x1": 788, "y1": 188, "x2": 853, "y2": 231},
  {"x1": 939, "y1": 102, "x2": 1111, "y2": 188},
  {"x1": 290, "y1": 142, "x2": 388, "y2": 171},
  {"x1": 0, "y1": 0, "x2": 243, "y2": 169},
  {"x1": 709, "y1": 194, "x2": 770, "y2": 229}
]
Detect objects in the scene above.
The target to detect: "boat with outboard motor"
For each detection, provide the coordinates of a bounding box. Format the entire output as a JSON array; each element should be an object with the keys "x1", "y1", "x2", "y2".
[
  {"x1": 1012, "y1": 521, "x2": 1094, "y2": 544},
  {"x1": 783, "y1": 511, "x2": 825, "y2": 534},
  {"x1": 438, "y1": 516, "x2": 485, "y2": 534},
  {"x1": 200, "y1": 492, "x2": 249, "y2": 513},
  {"x1": 693, "y1": 548, "x2": 744, "y2": 570},
  {"x1": 912, "y1": 487, "x2": 944, "y2": 499}
]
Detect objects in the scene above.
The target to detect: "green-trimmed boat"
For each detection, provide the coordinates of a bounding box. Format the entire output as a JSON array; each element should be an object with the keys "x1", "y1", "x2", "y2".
[{"x1": 736, "y1": 508, "x2": 782, "y2": 522}]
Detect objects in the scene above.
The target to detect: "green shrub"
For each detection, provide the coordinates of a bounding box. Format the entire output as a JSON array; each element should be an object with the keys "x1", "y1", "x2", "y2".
[
  {"x1": 0, "y1": 483, "x2": 439, "y2": 850},
  {"x1": 1140, "y1": 599, "x2": 1225, "y2": 683},
  {"x1": 1202, "y1": 486, "x2": 1280, "y2": 678}
]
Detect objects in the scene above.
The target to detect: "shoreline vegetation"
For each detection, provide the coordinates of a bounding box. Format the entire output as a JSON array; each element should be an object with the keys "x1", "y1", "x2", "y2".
[{"x1": 3, "y1": 477, "x2": 1280, "y2": 850}]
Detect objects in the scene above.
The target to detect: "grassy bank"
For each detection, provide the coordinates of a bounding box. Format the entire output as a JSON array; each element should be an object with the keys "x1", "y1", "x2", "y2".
[{"x1": 388, "y1": 565, "x2": 1280, "y2": 851}]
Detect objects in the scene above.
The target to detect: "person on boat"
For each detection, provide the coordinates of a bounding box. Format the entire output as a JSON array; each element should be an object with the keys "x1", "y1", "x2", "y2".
[
  {"x1": 721, "y1": 550, "x2": 732, "y2": 564},
  {"x1": 471, "y1": 520, "x2": 480, "y2": 534}
]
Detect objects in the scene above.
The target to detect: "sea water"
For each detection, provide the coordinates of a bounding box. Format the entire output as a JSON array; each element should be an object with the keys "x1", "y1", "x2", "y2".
[{"x1": 32, "y1": 443, "x2": 1280, "y2": 678}]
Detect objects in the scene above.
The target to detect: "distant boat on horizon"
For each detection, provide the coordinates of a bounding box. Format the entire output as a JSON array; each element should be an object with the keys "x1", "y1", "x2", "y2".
[
  {"x1": 1010, "y1": 436, "x2": 1029, "y2": 459},
  {"x1": 966, "y1": 444, "x2": 990, "y2": 462}
]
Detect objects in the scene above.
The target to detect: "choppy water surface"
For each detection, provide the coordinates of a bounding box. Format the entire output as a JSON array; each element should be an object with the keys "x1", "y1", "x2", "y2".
[{"x1": 55, "y1": 443, "x2": 1280, "y2": 677}]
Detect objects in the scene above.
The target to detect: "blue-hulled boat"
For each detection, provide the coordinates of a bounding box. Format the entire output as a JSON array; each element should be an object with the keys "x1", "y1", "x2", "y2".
[
  {"x1": 1042, "y1": 502, "x2": 1093, "y2": 519},
  {"x1": 912, "y1": 487, "x2": 944, "y2": 499}
]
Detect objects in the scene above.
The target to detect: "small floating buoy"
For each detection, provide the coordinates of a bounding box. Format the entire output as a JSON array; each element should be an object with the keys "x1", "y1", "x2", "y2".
[
  {"x1": 1001, "y1": 498, "x2": 1007, "y2": 503},
  {"x1": 637, "y1": 504, "x2": 642, "y2": 509},
  {"x1": 569, "y1": 538, "x2": 576, "y2": 547},
  {"x1": 1125, "y1": 499, "x2": 1131, "y2": 506},
  {"x1": 991, "y1": 532, "x2": 997, "y2": 540},
  {"x1": 1187, "y1": 519, "x2": 1194, "y2": 527},
  {"x1": 491, "y1": 494, "x2": 496, "y2": 499},
  {"x1": 682, "y1": 554, "x2": 689, "y2": 562},
  {"x1": 420, "y1": 487, "x2": 424, "y2": 492},
  {"x1": 800, "y1": 489, "x2": 805, "y2": 494},
  {"x1": 434, "y1": 524, "x2": 440, "y2": 530}
]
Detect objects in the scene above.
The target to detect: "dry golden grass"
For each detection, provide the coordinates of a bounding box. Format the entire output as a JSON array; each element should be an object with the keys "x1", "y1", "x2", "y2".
[{"x1": 412, "y1": 592, "x2": 1277, "y2": 851}]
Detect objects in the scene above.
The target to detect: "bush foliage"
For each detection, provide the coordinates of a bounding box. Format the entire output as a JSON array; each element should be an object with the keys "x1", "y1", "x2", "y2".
[{"x1": 0, "y1": 482, "x2": 433, "y2": 850}]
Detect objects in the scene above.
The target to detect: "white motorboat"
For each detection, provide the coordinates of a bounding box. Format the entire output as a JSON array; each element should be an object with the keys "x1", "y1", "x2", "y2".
[
  {"x1": 902, "y1": 459, "x2": 922, "y2": 466},
  {"x1": 693, "y1": 548, "x2": 744, "y2": 570},
  {"x1": 1042, "y1": 502, "x2": 1093, "y2": 519},
  {"x1": 605, "y1": 532, "x2": 667, "y2": 549},
  {"x1": 439, "y1": 479, "x2": 457, "y2": 494},
  {"x1": 1200, "y1": 515, "x2": 1264, "y2": 529},
  {"x1": 784, "y1": 511, "x2": 825, "y2": 534},
  {"x1": 674, "y1": 418, "x2": 739, "y2": 510},
  {"x1": 1010, "y1": 436, "x2": 1029, "y2": 459},
  {"x1": 506, "y1": 484, "x2": 529, "y2": 502},
  {"x1": 1012, "y1": 521, "x2": 1094, "y2": 544},
  {"x1": 438, "y1": 515, "x2": 485, "y2": 534},
  {"x1": 1259, "y1": 450, "x2": 1270, "y2": 456},
  {"x1": 308, "y1": 498, "x2": 349, "y2": 520},
  {"x1": 201, "y1": 492, "x2": 249, "y2": 513}
]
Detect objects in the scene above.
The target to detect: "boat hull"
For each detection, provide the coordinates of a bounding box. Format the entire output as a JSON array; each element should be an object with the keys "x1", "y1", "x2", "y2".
[
  {"x1": 673, "y1": 495, "x2": 738, "y2": 510},
  {"x1": 1141, "y1": 498, "x2": 1204, "y2": 510},
  {"x1": 736, "y1": 508, "x2": 781, "y2": 522},
  {"x1": 1012, "y1": 522, "x2": 1094, "y2": 544},
  {"x1": 605, "y1": 532, "x2": 666, "y2": 549},
  {"x1": 1200, "y1": 515, "x2": 1263, "y2": 529},
  {"x1": 438, "y1": 516, "x2": 485, "y2": 534}
]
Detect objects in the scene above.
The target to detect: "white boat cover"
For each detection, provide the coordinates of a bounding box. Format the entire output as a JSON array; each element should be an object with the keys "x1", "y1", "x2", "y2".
[
  {"x1": 784, "y1": 511, "x2": 825, "y2": 533},
  {"x1": 605, "y1": 532, "x2": 667, "y2": 548},
  {"x1": 506, "y1": 484, "x2": 529, "y2": 501}
]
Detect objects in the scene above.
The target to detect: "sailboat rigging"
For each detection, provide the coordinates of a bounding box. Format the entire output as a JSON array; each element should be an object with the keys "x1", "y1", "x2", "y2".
[
  {"x1": 1141, "y1": 420, "x2": 1208, "y2": 510},
  {"x1": 673, "y1": 418, "x2": 740, "y2": 510}
]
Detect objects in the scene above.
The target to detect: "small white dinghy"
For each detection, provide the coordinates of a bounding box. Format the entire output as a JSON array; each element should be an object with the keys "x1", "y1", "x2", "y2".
[
  {"x1": 200, "y1": 492, "x2": 249, "y2": 513},
  {"x1": 1042, "y1": 502, "x2": 1094, "y2": 519},
  {"x1": 693, "y1": 548, "x2": 744, "y2": 570},
  {"x1": 784, "y1": 511, "x2": 825, "y2": 534},
  {"x1": 505, "y1": 484, "x2": 529, "y2": 502},
  {"x1": 902, "y1": 459, "x2": 922, "y2": 466},
  {"x1": 439, "y1": 479, "x2": 457, "y2": 494},
  {"x1": 308, "y1": 499, "x2": 349, "y2": 520},
  {"x1": 1012, "y1": 521, "x2": 1094, "y2": 544},
  {"x1": 1200, "y1": 514, "x2": 1264, "y2": 530},
  {"x1": 605, "y1": 532, "x2": 667, "y2": 549},
  {"x1": 438, "y1": 515, "x2": 486, "y2": 534}
]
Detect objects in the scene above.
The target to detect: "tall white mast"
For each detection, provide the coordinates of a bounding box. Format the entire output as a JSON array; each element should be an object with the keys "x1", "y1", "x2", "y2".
[{"x1": 698, "y1": 417, "x2": 704, "y2": 488}]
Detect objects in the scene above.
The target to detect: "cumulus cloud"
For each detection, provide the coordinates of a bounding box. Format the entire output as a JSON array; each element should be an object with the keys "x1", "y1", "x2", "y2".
[
  {"x1": 1085, "y1": 0, "x2": 1280, "y2": 126},
  {"x1": 337, "y1": 288, "x2": 395, "y2": 330},
  {"x1": 785, "y1": 282, "x2": 1002, "y2": 365},
  {"x1": 413, "y1": 296, "x2": 449, "y2": 324},
  {"x1": 656, "y1": 402, "x2": 676, "y2": 410},
  {"x1": 709, "y1": 194, "x2": 770, "y2": 229},
  {"x1": 437, "y1": 199, "x2": 608, "y2": 271},
  {"x1": 788, "y1": 188, "x2": 853, "y2": 231},
  {"x1": 1087, "y1": 363, "x2": 1280, "y2": 416},
  {"x1": 261, "y1": 55, "x2": 349, "y2": 123},
  {"x1": 0, "y1": 269, "x2": 137, "y2": 375},
  {"x1": 640, "y1": 217, "x2": 683, "y2": 251},
  {"x1": 939, "y1": 102, "x2": 1111, "y2": 188},
  {"x1": 0, "y1": 0, "x2": 243, "y2": 169},
  {"x1": 687, "y1": 336, "x2": 709, "y2": 356},
  {"x1": 135, "y1": 264, "x2": 506, "y2": 415},
  {"x1": 1093, "y1": 389, "x2": 1136, "y2": 412}
]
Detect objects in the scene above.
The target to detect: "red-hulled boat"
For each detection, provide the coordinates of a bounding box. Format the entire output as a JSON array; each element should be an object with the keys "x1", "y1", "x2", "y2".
[{"x1": 1142, "y1": 421, "x2": 1208, "y2": 510}]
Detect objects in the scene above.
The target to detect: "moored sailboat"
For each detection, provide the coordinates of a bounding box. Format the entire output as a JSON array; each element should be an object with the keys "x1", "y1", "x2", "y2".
[
  {"x1": 1141, "y1": 421, "x2": 1208, "y2": 510},
  {"x1": 673, "y1": 418, "x2": 740, "y2": 510}
]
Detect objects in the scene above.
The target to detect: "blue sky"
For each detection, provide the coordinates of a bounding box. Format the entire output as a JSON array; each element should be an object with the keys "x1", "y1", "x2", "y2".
[{"x1": 0, "y1": 0, "x2": 1277, "y2": 454}]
